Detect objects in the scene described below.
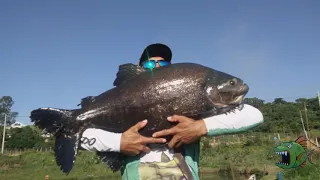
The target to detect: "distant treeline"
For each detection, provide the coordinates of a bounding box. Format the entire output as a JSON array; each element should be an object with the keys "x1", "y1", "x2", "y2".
[{"x1": 243, "y1": 97, "x2": 320, "y2": 133}]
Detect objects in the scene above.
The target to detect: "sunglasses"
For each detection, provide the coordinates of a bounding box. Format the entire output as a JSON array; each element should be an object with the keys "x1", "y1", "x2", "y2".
[{"x1": 142, "y1": 60, "x2": 170, "y2": 69}]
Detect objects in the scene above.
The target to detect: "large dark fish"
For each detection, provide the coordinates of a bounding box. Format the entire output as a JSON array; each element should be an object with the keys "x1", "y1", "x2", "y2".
[{"x1": 30, "y1": 62, "x2": 249, "y2": 174}]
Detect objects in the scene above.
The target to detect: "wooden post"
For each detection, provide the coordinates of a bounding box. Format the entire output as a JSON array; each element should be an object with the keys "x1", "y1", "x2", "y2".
[
  {"x1": 299, "y1": 110, "x2": 309, "y2": 139},
  {"x1": 304, "y1": 102, "x2": 310, "y2": 139}
]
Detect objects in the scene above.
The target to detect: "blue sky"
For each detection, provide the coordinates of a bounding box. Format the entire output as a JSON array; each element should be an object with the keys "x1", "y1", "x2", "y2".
[{"x1": 1, "y1": 0, "x2": 319, "y2": 125}]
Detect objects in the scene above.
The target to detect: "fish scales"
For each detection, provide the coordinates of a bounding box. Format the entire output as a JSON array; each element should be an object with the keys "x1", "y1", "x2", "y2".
[{"x1": 75, "y1": 64, "x2": 212, "y2": 136}]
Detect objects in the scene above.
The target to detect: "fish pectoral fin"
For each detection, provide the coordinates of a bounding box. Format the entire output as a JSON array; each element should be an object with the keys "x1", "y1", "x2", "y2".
[
  {"x1": 296, "y1": 153, "x2": 303, "y2": 161},
  {"x1": 199, "y1": 109, "x2": 218, "y2": 119},
  {"x1": 113, "y1": 63, "x2": 146, "y2": 86}
]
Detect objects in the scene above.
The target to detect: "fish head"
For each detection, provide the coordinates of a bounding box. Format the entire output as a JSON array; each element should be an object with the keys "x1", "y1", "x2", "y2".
[
  {"x1": 273, "y1": 142, "x2": 306, "y2": 169},
  {"x1": 205, "y1": 70, "x2": 249, "y2": 109}
]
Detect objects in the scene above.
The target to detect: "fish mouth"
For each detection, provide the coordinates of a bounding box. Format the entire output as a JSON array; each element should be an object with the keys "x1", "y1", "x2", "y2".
[
  {"x1": 229, "y1": 94, "x2": 245, "y2": 105},
  {"x1": 275, "y1": 150, "x2": 290, "y2": 166},
  {"x1": 217, "y1": 83, "x2": 248, "y2": 106},
  {"x1": 212, "y1": 94, "x2": 244, "y2": 108},
  {"x1": 214, "y1": 93, "x2": 245, "y2": 107},
  {"x1": 228, "y1": 83, "x2": 248, "y2": 104}
]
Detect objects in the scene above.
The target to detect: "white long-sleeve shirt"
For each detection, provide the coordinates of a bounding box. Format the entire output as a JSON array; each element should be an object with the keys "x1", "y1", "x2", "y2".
[{"x1": 80, "y1": 104, "x2": 263, "y2": 162}]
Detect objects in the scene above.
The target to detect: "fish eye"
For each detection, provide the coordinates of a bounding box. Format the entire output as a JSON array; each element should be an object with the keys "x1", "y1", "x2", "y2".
[
  {"x1": 288, "y1": 144, "x2": 292, "y2": 148},
  {"x1": 229, "y1": 80, "x2": 235, "y2": 85}
]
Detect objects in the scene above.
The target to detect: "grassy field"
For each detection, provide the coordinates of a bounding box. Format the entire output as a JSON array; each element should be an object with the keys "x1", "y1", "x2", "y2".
[
  {"x1": 0, "y1": 151, "x2": 120, "y2": 180},
  {"x1": 1, "y1": 133, "x2": 319, "y2": 180},
  {"x1": 199, "y1": 134, "x2": 320, "y2": 180}
]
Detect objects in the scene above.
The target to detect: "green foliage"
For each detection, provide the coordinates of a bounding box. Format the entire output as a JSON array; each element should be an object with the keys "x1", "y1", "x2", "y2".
[
  {"x1": 0, "y1": 95, "x2": 53, "y2": 149},
  {"x1": 0, "y1": 96, "x2": 18, "y2": 125},
  {"x1": 200, "y1": 132, "x2": 320, "y2": 180},
  {"x1": 0, "y1": 151, "x2": 120, "y2": 180},
  {"x1": 0, "y1": 128, "x2": 10, "y2": 144},
  {"x1": 243, "y1": 97, "x2": 265, "y2": 109},
  {"x1": 5, "y1": 126, "x2": 46, "y2": 149},
  {"x1": 243, "y1": 135, "x2": 273, "y2": 147},
  {"x1": 244, "y1": 96, "x2": 320, "y2": 133}
]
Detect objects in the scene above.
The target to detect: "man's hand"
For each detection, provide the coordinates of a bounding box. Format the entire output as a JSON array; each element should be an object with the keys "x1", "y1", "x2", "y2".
[
  {"x1": 152, "y1": 115, "x2": 208, "y2": 149},
  {"x1": 120, "y1": 120, "x2": 167, "y2": 156}
]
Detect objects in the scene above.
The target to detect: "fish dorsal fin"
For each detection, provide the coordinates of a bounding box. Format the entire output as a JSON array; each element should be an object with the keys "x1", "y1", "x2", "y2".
[
  {"x1": 295, "y1": 136, "x2": 307, "y2": 149},
  {"x1": 77, "y1": 96, "x2": 95, "y2": 109},
  {"x1": 113, "y1": 63, "x2": 146, "y2": 87},
  {"x1": 296, "y1": 153, "x2": 303, "y2": 161}
]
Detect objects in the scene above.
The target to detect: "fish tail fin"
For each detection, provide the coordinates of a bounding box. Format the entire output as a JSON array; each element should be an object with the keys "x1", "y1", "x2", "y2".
[
  {"x1": 30, "y1": 107, "x2": 82, "y2": 174},
  {"x1": 30, "y1": 107, "x2": 77, "y2": 134},
  {"x1": 307, "y1": 149, "x2": 315, "y2": 164},
  {"x1": 54, "y1": 130, "x2": 82, "y2": 174}
]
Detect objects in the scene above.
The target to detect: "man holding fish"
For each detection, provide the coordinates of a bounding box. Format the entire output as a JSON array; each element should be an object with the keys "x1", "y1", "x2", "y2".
[{"x1": 80, "y1": 43, "x2": 264, "y2": 180}]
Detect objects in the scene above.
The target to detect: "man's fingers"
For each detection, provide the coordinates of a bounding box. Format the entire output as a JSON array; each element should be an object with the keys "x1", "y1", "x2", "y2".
[
  {"x1": 141, "y1": 146, "x2": 151, "y2": 153},
  {"x1": 142, "y1": 136, "x2": 167, "y2": 144},
  {"x1": 132, "y1": 119, "x2": 148, "y2": 132},
  {"x1": 166, "y1": 117, "x2": 179, "y2": 122},
  {"x1": 168, "y1": 136, "x2": 179, "y2": 149},
  {"x1": 174, "y1": 141, "x2": 183, "y2": 149},
  {"x1": 152, "y1": 128, "x2": 176, "y2": 138},
  {"x1": 167, "y1": 115, "x2": 191, "y2": 122}
]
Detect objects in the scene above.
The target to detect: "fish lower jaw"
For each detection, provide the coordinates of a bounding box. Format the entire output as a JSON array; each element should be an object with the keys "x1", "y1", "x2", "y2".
[
  {"x1": 213, "y1": 103, "x2": 228, "y2": 108},
  {"x1": 276, "y1": 162, "x2": 289, "y2": 166},
  {"x1": 229, "y1": 94, "x2": 245, "y2": 104}
]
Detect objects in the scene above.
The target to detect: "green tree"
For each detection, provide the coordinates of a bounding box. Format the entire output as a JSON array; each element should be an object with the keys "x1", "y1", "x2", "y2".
[
  {"x1": 273, "y1": 98, "x2": 287, "y2": 105},
  {"x1": 6, "y1": 126, "x2": 46, "y2": 149},
  {"x1": 250, "y1": 96, "x2": 320, "y2": 133},
  {"x1": 0, "y1": 128, "x2": 10, "y2": 146},
  {"x1": 295, "y1": 98, "x2": 308, "y2": 104},
  {"x1": 243, "y1": 97, "x2": 265, "y2": 109},
  {"x1": 0, "y1": 96, "x2": 19, "y2": 125}
]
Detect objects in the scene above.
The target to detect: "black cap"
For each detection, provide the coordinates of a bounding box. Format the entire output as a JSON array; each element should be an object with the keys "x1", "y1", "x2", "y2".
[{"x1": 138, "y1": 43, "x2": 172, "y2": 66}]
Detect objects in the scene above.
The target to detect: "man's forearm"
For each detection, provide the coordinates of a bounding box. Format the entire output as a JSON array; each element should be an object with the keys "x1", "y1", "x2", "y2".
[
  {"x1": 202, "y1": 104, "x2": 264, "y2": 136},
  {"x1": 80, "y1": 128, "x2": 122, "y2": 152}
]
